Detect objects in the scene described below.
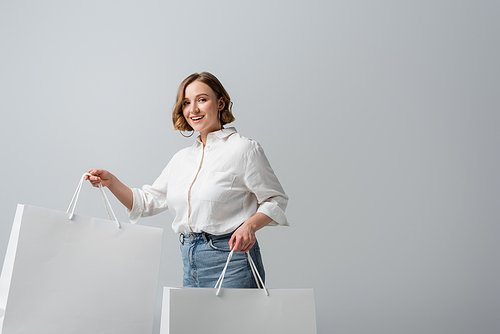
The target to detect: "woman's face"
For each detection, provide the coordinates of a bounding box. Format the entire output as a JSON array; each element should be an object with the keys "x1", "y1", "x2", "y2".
[{"x1": 182, "y1": 80, "x2": 224, "y2": 138}]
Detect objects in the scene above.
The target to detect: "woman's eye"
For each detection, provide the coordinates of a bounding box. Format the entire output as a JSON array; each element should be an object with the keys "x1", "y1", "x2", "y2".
[
  {"x1": 199, "y1": 98, "x2": 206, "y2": 102},
  {"x1": 183, "y1": 101, "x2": 190, "y2": 106}
]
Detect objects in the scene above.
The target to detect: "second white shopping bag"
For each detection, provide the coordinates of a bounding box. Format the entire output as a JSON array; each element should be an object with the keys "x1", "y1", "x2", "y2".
[
  {"x1": 0, "y1": 174, "x2": 164, "y2": 334},
  {"x1": 160, "y1": 250, "x2": 317, "y2": 334}
]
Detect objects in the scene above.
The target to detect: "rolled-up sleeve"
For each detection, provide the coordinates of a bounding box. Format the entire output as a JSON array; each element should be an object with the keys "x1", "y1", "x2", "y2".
[
  {"x1": 126, "y1": 163, "x2": 171, "y2": 224},
  {"x1": 243, "y1": 143, "x2": 288, "y2": 226}
]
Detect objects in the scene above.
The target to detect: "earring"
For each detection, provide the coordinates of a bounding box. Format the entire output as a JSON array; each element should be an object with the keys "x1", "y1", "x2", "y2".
[{"x1": 179, "y1": 130, "x2": 194, "y2": 138}]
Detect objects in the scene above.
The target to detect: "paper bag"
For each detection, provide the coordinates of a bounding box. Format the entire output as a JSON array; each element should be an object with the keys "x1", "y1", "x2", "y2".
[
  {"x1": 160, "y1": 287, "x2": 317, "y2": 334},
  {"x1": 0, "y1": 175, "x2": 163, "y2": 334},
  {"x1": 160, "y1": 251, "x2": 316, "y2": 334}
]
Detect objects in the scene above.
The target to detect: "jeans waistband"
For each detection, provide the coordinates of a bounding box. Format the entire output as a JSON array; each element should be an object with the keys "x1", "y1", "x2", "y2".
[{"x1": 179, "y1": 231, "x2": 233, "y2": 245}]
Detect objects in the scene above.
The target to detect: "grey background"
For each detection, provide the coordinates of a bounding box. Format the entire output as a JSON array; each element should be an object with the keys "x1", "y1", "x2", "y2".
[{"x1": 1, "y1": 1, "x2": 499, "y2": 333}]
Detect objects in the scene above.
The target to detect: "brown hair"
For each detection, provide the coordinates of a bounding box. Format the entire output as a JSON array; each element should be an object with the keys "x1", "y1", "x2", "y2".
[{"x1": 172, "y1": 72, "x2": 235, "y2": 131}]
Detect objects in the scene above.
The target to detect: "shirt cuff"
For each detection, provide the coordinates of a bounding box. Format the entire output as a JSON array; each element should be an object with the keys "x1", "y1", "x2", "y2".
[
  {"x1": 257, "y1": 202, "x2": 288, "y2": 227},
  {"x1": 126, "y1": 188, "x2": 143, "y2": 224}
]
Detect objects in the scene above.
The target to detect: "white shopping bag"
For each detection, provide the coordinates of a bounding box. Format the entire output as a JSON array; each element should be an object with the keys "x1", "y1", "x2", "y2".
[
  {"x1": 0, "y1": 174, "x2": 164, "y2": 334},
  {"x1": 160, "y1": 251, "x2": 317, "y2": 334}
]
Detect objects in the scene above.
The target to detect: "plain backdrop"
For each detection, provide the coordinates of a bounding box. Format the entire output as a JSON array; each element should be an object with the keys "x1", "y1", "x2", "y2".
[{"x1": 1, "y1": 1, "x2": 499, "y2": 333}]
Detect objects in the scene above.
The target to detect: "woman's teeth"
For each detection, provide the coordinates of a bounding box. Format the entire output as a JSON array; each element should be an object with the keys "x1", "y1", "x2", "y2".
[{"x1": 192, "y1": 116, "x2": 204, "y2": 121}]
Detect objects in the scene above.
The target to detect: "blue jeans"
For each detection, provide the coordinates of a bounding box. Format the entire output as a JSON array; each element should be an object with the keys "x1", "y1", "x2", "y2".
[{"x1": 179, "y1": 232, "x2": 265, "y2": 288}]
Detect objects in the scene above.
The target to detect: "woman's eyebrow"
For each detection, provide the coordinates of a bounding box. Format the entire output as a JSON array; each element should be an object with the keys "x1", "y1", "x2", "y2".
[
  {"x1": 184, "y1": 93, "x2": 209, "y2": 101},
  {"x1": 182, "y1": 93, "x2": 210, "y2": 101}
]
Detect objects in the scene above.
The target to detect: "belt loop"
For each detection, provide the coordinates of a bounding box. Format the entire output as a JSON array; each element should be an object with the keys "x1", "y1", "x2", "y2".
[
  {"x1": 202, "y1": 232, "x2": 209, "y2": 244},
  {"x1": 179, "y1": 233, "x2": 184, "y2": 245}
]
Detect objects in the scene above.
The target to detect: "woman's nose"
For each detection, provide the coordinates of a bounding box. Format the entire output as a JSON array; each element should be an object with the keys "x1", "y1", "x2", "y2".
[{"x1": 190, "y1": 102, "x2": 199, "y2": 113}]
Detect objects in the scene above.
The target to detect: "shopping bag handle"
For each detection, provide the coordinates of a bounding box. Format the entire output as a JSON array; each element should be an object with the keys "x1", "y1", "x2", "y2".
[
  {"x1": 66, "y1": 173, "x2": 121, "y2": 228},
  {"x1": 214, "y1": 250, "x2": 269, "y2": 296}
]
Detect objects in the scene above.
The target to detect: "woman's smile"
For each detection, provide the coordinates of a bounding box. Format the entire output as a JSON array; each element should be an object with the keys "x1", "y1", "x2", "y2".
[{"x1": 190, "y1": 115, "x2": 205, "y2": 123}]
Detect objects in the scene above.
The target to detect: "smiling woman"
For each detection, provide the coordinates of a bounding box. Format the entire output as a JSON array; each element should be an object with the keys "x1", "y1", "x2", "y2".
[
  {"x1": 85, "y1": 72, "x2": 288, "y2": 288},
  {"x1": 182, "y1": 81, "x2": 224, "y2": 144},
  {"x1": 172, "y1": 72, "x2": 235, "y2": 140}
]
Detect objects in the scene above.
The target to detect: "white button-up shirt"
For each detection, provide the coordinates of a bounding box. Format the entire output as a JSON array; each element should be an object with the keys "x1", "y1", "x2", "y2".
[{"x1": 128, "y1": 127, "x2": 288, "y2": 235}]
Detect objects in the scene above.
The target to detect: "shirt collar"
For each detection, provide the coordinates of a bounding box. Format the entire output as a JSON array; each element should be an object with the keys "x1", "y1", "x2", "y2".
[
  {"x1": 212, "y1": 127, "x2": 237, "y2": 139},
  {"x1": 194, "y1": 127, "x2": 237, "y2": 145}
]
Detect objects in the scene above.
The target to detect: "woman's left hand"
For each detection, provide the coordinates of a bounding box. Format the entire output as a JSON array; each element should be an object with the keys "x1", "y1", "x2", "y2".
[
  {"x1": 229, "y1": 223, "x2": 256, "y2": 253},
  {"x1": 229, "y1": 213, "x2": 273, "y2": 252}
]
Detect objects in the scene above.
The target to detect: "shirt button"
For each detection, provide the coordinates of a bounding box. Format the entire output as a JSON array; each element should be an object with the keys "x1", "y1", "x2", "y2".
[{"x1": 206, "y1": 145, "x2": 210, "y2": 149}]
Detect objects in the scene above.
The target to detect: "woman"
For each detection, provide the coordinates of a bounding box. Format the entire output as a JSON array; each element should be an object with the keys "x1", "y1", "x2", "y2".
[{"x1": 86, "y1": 72, "x2": 288, "y2": 288}]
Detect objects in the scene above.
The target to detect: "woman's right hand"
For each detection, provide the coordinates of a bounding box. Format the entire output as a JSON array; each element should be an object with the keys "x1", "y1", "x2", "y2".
[
  {"x1": 84, "y1": 169, "x2": 133, "y2": 210},
  {"x1": 85, "y1": 169, "x2": 113, "y2": 188}
]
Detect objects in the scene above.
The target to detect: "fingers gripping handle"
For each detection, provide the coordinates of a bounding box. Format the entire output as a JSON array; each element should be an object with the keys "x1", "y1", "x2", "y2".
[{"x1": 67, "y1": 173, "x2": 121, "y2": 228}]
